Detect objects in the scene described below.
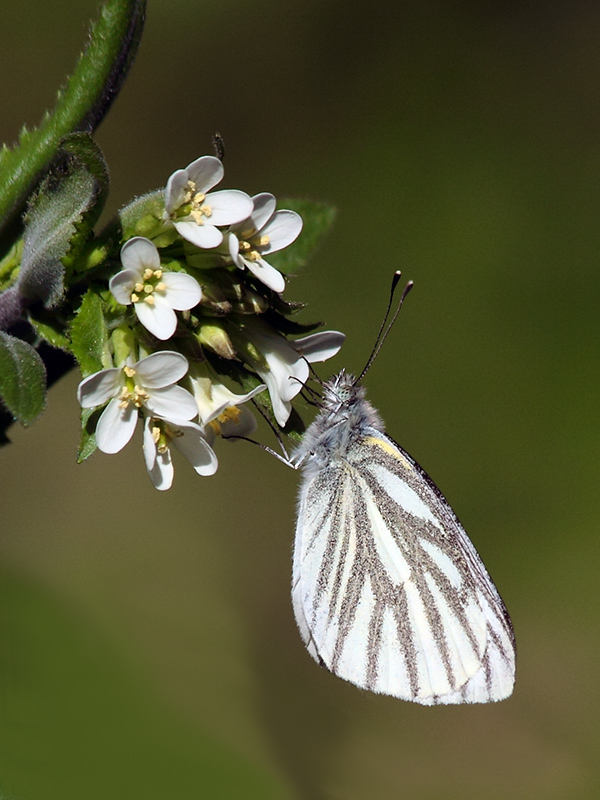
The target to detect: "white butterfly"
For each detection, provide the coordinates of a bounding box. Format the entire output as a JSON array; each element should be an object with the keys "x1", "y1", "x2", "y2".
[{"x1": 290, "y1": 368, "x2": 516, "y2": 705}]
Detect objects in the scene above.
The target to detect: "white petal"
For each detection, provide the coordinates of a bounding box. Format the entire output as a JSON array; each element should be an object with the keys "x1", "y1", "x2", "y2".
[
  {"x1": 149, "y1": 450, "x2": 174, "y2": 490},
  {"x1": 171, "y1": 422, "x2": 218, "y2": 476},
  {"x1": 173, "y1": 220, "x2": 223, "y2": 249},
  {"x1": 120, "y1": 237, "x2": 161, "y2": 273},
  {"x1": 135, "y1": 296, "x2": 177, "y2": 340},
  {"x1": 109, "y1": 269, "x2": 138, "y2": 305},
  {"x1": 227, "y1": 232, "x2": 246, "y2": 270},
  {"x1": 206, "y1": 190, "x2": 253, "y2": 226},
  {"x1": 258, "y1": 369, "x2": 292, "y2": 426},
  {"x1": 77, "y1": 368, "x2": 122, "y2": 408},
  {"x1": 279, "y1": 358, "x2": 309, "y2": 401},
  {"x1": 134, "y1": 351, "x2": 189, "y2": 387},
  {"x1": 143, "y1": 417, "x2": 174, "y2": 491},
  {"x1": 143, "y1": 416, "x2": 158, "y2": 471},
  {"x1": 220, "y1": 404, "x2": 257, "y2": 438},
  {"x1": 164, "y1": 169, "x2": 190, "y2": 213},
  {"x1": 96, "y1": 398, "x2": 138, "y2": 453},
  {"x1": 227, "y1": 231, "x2": 240, "y2": 259},
  {"x1": 185, "y1": 156, "x2": 224, "y2": 194},
  {"x1": 160, "y1": 272, "x2": 202, "y2": 310},
  {"x1": 248, "y1": 193, "x2": 277, "y2": 232},
  {"x1": 243, "y1": 256, "x2": 285, "y2": 293},
  {"x1": 193, "y1": 377, "x2": 266, "y2": 426},
  {"x1": 260, "y1": 210, "x2": 303, "y2": 253},
  {"x1": 262, "y1": 341, "x2": 308, "y2": 402},
  {"x1": 291, "y1": 330, "x2": 345, "y2": 363},
  {"x1": 145, "y1": 385, "x2": 198, "y2": 420}
]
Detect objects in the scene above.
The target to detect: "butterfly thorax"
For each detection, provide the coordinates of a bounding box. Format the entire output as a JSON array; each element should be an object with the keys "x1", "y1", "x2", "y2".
[{"x1": 293, "y1": 370, "x2": 385, "y2": 474}]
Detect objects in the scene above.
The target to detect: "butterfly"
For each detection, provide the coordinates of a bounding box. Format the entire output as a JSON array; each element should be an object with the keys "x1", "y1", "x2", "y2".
[{"x1": 289, "y1": 283, "x2": 516, "y2": 705}]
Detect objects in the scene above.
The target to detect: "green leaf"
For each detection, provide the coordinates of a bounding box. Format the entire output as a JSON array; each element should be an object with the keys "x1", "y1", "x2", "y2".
[
  {"x1": 77, "y1": 407, "x2": 99, "y2": 462},
  {"x1": 70, "y1": 288, "x2": 107, "y2": 376},
  {"x1": 0, "y1": 0, "x2": 146, "y2": 256},
  {"x1": 28, "y1": 313, "x2": 71, "y2": 351},
  {"x1": 0, "y1": 332, "x2": 46, "y2": 426},
  {"x1": 17, "y1": 135, "x2": 109, "y2": 308},
  {"x1": 267, "y1": 198, "x2": 336, "y2": 275}
]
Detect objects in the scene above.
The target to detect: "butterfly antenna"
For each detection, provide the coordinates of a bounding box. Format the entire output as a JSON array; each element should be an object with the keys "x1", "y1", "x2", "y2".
[{"x1": 355, "y1": 271, "x2": 414, "y2": 384}]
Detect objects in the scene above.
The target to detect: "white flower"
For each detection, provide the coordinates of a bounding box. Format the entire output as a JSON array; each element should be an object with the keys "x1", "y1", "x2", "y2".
[
  {"x1": 228, "y1": 193, "x2": 302, "y2": 293},
  {"x1": 189, "y1": 366, "x2": 266, "y2": 426},
  {"x1": 110, "y1": 237, "x2": 202, "y2": 340},
  {"x1": 164, "y1": 156, "x2": 253, "y2": 249},
  {"x1": 77, "y1": 351, "x2": 198, "y2": 454},
  {"x1": 205, "y1": 404, "x2": 258, "y2": 444},
  {"x1": 242, "y1": 322, "x2": 345, "y2": 426},
  {"x1": 143, "y1": 416, "x2": 218, "y2": 491}
]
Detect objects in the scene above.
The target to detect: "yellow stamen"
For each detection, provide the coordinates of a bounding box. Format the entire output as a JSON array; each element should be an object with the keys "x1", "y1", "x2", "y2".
[
  {"x1": 143, "y1": 269, "x2": 154, "y2": 280},
  {"x1": 207, "y1": 419, "x2": 221, "y2": 435},
  {"x1": 218, "y1": 406, "x2": 242, "y2": 424},
  {"x1": 134, "y1": 282, "x2": 144, "y2": 293},
  {"x1": 123, "y1": 366, "x2": 136, "y2": 378},
  {"x1": 131, "y1": 293, "x2": 139, "y2": 303},
  {"x1": 144, "y1": 295, "x2": 155, "y2": 306},
  {"x1": 155, "y1": 282, "x2": 166, "y2": 292}
]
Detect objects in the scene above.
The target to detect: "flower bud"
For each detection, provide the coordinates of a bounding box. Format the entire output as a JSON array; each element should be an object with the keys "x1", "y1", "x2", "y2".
[{"x1": 197, "y1": 321, "x2": 236, "y2": 359}]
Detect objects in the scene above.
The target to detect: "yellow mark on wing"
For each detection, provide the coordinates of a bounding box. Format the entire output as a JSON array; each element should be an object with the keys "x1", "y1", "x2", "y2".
[{"x1": 364, "y1": 436, "x2": 413, "y2": 471}]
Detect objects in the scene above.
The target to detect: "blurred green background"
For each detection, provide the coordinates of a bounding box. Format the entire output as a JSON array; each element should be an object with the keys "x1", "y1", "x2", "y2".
[{"x1": 1, "y1": 1, "x2": 599, "y2": 797}]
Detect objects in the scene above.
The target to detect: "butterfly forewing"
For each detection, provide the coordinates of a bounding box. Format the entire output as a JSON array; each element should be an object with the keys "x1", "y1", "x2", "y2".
[{"x1": 292, "y1": 374, "x2": 515, "y2": 705}]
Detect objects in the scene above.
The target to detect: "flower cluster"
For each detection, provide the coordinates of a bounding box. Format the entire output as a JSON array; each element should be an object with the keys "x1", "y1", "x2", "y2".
[{"x1": 76, "y1": 155, "x2": 344, "y2": 489}]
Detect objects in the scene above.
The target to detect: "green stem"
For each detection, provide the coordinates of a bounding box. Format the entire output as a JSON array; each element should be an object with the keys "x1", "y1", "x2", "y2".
[{"x1": 0, "y1": 0, "x2": 146, "y2": 256}]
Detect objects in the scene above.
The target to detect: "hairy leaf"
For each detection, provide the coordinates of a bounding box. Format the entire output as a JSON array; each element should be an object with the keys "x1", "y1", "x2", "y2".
[
  {"x1": 0, "y1": 332, "x2": 46, "y2": 426},
  {"x1": 17, "y1": 135, "x2": 109, "y2": 308}
]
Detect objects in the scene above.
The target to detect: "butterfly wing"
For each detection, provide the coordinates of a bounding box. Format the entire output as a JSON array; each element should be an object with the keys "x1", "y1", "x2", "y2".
[{"x1": 292, "y1": 429, "x2": 516, "y2": 705}]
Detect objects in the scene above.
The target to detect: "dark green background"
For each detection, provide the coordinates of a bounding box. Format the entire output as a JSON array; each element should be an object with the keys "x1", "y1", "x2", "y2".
[{"x1": 1, "y1": 1, "x2": 598, "y2": 797}]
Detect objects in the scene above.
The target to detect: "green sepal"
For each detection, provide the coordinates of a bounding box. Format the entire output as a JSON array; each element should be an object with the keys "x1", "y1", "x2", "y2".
[
  {"x1": 0, "y1": 331, "x2": 47, "y2": 427},
  {"x1": 110, "y1": 190, "x2": 167, "y2": 243},
  {"x1": 261, "y1": 308, "x2": 323, "y2": 336},
  {"x1": 0, "y1": 0, "x2": 146, "y2": 256},
  {"x1": 267, "y1": 198, "x2": 336, "y2": 275},
  {"x1": 70, "y1": 288, "x2": 109, "y2": 376},
  {"x1": 17, "y1": 134, "x2": 110, "y2": 308}
]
